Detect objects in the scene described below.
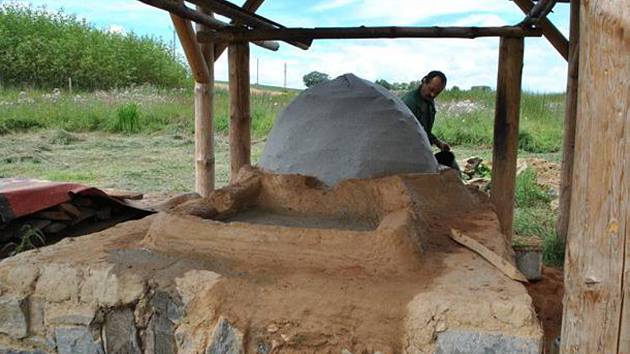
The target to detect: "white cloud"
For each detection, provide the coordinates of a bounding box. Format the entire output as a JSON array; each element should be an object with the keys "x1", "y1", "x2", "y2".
[
  {"x1": 310, "y1": 0, "x2": 518, "y2": 25},
  {"x1": 242, "y1": 33, "x2": 567, "y2": 93},
  {"x1": 452, "y1": 14, "x2": 508, "y2": 27},
  {"x1": 107, "y1": 24, "x2": 126, "y2": 34},
  {"x1": 312, "y1": 0, "x2": 359, "y2": 12}
]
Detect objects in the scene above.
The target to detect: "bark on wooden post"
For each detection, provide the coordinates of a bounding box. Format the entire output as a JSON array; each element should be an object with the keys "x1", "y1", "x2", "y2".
[
  {"x1": 556, "y1": 0, "x2": 580, "y2": 242},
  {"x1": 228, "y1": 41, "x2": 251, "y2": 183},
  {"x1": 194, "y1": 6, "x2": 215, "y2": 196},
  {"x1": 490, "y1": 36, "x2": 524, "y2": 241},
  {"x1": 560, "y1": 0, "x2": 629, "y2": 352}
]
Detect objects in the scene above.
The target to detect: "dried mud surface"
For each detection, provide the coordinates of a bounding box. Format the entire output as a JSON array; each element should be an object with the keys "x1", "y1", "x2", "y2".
[{"x1": 0, "y1": 167, "x2": 541, "y2": 353}]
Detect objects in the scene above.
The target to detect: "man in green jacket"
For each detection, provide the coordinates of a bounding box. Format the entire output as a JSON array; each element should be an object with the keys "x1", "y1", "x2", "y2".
[{"x1": 401, "y1": 71, "x2": 450, "y2": 152}]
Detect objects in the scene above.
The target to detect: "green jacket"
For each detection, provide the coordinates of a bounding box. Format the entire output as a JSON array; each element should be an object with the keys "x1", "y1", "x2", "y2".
[{"x1": 401, "y1": 88, "x2": 438, "y2": 145}]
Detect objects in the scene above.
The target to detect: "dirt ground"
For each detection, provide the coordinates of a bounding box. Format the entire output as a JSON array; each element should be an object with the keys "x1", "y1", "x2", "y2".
[{"x1": 525, "y1": 266, "x2": 564, "y2": 353}]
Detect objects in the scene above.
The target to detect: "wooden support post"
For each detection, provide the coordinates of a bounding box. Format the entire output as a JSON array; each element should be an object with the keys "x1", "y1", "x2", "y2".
[
  {"x1": 556, "y1": 0, "x2": 579, "y2": 242},
  {"x1": 490, "y1": 36, "x2": 524, "y2": 241},
  {"x1": 228, "y1": 41, "x2": 251, "y2": 183},
  {"x1": 194, "y1": 7, "x2": 215, "y2": 196},
  {"x1": 560, "y1": 0, "x2": 629, "y2": 352}
]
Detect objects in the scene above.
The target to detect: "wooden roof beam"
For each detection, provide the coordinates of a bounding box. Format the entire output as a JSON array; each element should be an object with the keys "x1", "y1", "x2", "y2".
[
  {"x1": 138, "y1": 0, "x2": 279, "y2": 51},
  {"x1": 198, "y1": 26, "x2": 543, "y2": 43},
  {"x1": 171, "y1": 15, "x2": 209, "y2": 83},
  {"x1": 213, "y1": 0, "x2": 266, "y2": 60},
  {"x1": 188, "y1": 0, "x2": 311, "y2": 50},
  {"x1": 512, "y1": 0, "x2": 569, "y2": 60}
]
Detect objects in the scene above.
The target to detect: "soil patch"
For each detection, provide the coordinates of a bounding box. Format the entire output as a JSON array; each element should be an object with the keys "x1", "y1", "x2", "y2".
[{"x1": 525, "y1": 266, "x2": 564, "y2": 353}]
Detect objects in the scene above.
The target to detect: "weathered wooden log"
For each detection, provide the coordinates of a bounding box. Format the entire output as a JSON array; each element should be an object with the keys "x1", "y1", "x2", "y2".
[
  {"x1": 194, "y1": 5, "x2": 215, "y2": 196},
  {"x1": 561, "y1": 0, "x2": 629, "y2": 351},
  {"x1": 171, "y1": 14, "x2": 210, "y2": 83},
  {"x1": 490, "y1": 36, "x2": 524, "y2": 241},
  {"x1": 512, "y1": 0, "x2": 569, "y2": 60},
  {"x1": 228, "y1": 42, "x2": 251, "y2": 184},
  {"x1": 214, "y1": 0, "x2": 266, "y2": 60},
  {"x1": 556, "y1": 0, "x2": 579, "y2": 242},
  {"x1": 199, "y1": 25, "x2": 542, "y2": 43},
  {"x1": 187, "y1": 0, "x2": 310, "y2": 50}
]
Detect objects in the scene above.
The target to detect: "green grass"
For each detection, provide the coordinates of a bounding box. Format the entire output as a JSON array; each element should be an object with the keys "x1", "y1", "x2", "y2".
[
  {"x1": 0, "y1": 85, "x2": 297, "y2": 138},
  {"x1": 434, "y1": 91, "x2": 565, "y2": 153},
  {"x1": 513, "y1": 168, "x2": 565, "y2": 266},
  {"x1": 0, "y1": 131, "x2": 266, "y2": 191}
]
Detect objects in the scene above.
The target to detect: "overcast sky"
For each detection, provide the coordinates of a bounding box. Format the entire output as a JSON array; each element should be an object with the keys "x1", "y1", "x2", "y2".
[{"x1": 14, "y1": 0, "x2": 570, "y2": 92}]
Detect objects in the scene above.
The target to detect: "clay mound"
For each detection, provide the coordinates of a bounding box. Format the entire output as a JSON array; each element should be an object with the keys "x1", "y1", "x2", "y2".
[
  {"x1": 260, "y1": 73, "x2": 438, "y2": 185},
  {"x1": 0, "y1": 168, "x2": 542, "y2": 354}
]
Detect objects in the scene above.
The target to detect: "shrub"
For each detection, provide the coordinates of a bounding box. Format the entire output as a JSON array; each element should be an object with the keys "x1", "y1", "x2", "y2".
[
  {"x1": 0, "y1": 4, "x2": 189, "y2": 90},
  {"x1": 0, "y1": 117, "x2": 44, "y2": 134},
  {"x1": 111, "y1": 103, "x2": 140, "y2": 134}
]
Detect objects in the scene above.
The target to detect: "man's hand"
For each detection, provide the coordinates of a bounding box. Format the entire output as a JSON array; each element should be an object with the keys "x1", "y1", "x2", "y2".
[{"x1": 437, "y1": 140, "x2": 451, "y2": 152}]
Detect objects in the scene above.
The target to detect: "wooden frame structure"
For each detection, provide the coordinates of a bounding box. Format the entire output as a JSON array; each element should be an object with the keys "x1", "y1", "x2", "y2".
[
  {"x1": 136, "y1": 1, "x2": 628, "y2": 351},
  {"x1": 143, "y1": 0, "x2": 570, "y2": 234}
]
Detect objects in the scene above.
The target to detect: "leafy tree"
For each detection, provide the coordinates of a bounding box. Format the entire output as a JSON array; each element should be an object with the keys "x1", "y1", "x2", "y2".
[
  {"x1": 375, "y1": 79, "x2": 392, "y2": 90},
  {"x1": 0, "y1": 4, "x2": 188, "y2": 89},
  {"x1": 302, "y1": 71, "x2": 330, "y2": 87}
]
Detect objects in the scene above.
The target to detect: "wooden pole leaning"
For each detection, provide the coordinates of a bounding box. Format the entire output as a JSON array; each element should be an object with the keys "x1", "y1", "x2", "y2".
[
  {"x1": 194, "y1": 6, "x2": 215, "y2": 196},
  {"x1": 556, "y1": 0, "x2": 579, "y2": 242},
  {"x1": 228, "y1": 41, "x2": 251, "y2": 183},
  {"x1": 171, "y1": 14, "x2": 210, "y2": 84},
  {"x1": 490, "y1": 36, "x2": 524, "y2": 241}
]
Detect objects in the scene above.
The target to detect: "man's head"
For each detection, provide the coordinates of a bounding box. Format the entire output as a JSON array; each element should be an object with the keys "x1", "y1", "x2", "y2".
[{"x1": 419, "y1": 70, "x2": 447, "y2": 101}]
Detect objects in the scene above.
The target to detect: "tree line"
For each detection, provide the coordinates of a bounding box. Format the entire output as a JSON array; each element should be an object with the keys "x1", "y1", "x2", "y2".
[
  {"x1": 0, "y1": 4, "x2": 189, "y2": 90},
  {"x1": 302, "y1": 71, "x2": 426, "y2": 91}
]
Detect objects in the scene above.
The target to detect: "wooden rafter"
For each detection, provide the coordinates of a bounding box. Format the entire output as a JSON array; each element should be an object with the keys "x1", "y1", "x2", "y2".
[
  {"x1": 214, "y1": 0, "x2": 266, "y2": 60},
  {"x1": 512, "y1": 0, "x2": 569, "y2": 60},
  {"x1": 171, "y1": 15, "x2": 210, "y2": 83},
  {"x1": 139, "y1": 0, "x2": 279, "y2": 51},
  {"x1": 198, "y1": 25, "x2": 542, "y2": 42},
  {"x1": 189, "y1": 0, "x2": 311, "y2": 50}
]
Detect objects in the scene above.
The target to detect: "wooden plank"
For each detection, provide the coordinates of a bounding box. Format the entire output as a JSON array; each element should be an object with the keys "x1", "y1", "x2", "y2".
[
  {"x1": 512, "y1": 0, "x2": 569, "y2": 60},
  {"x1": 560, "y1": 0, "x2": 629, "y2": 352},
  {"x1": 58, "y1": 203, "x2": 81, "y2": 217},
  {"x1": 490, "y1": 36, "x2": 524, "y2": 241},
  {"x1": 556, "y1": 0, "x2": 580, "y2": 242},
  {"x1": 200, "y1": 26, "x2": 542, "y2": 43},
  {"x1": 171, "y1": 14, "x2": 210, "y2": 83},
  {"x1": 194, "y1": 5, "x2": 215, "y2": 196},
  {"x1": 214, "y1": 0, "x2": 266, "y2": 61},
  {"x1": 33, "y1": 210, "x2": 71, "y2": 221},
  {"x1": 450, "y1": 229, "x2": 528, "y2": 283},
  {"x1": 228, "y1": 42, "x2": 251, "y2": 184},
  {"x1": 101, "y1": 188, "x2": 143, "y2": 200}
]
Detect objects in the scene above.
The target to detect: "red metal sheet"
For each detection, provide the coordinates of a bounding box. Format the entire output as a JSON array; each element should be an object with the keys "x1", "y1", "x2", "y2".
[{"x1": 0, "y1": 178, "x2": 123, "y2": 222}]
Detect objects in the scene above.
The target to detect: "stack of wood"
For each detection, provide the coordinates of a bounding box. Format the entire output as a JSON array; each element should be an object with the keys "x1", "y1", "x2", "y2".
[{"x1": 0, "y1": 196, "x2": 123, "y2": 244}]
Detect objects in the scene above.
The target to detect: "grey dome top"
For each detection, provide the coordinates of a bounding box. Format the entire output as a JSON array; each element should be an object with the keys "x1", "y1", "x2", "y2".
[{"x1": 259, "y1": 73, "x2": 438, "y2": 185}]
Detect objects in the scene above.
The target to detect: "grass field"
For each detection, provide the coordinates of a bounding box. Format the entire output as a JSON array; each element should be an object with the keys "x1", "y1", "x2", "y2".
[{"x1": 0, "y1": 84, "x2": 566, "y2": 264}]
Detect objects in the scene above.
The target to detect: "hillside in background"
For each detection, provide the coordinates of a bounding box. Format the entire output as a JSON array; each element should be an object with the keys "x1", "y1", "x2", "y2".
[{"x1": 0, "y1": 4, "x2": 189, "y2": 90}]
